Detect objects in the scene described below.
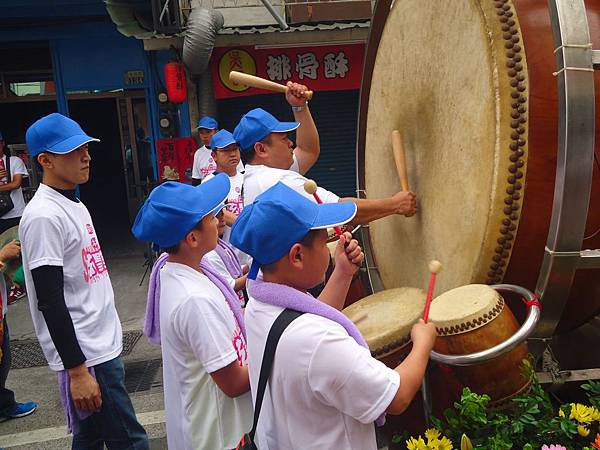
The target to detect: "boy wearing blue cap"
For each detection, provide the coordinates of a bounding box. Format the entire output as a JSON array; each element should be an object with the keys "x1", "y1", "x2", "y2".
[
  {"x1": 19, "y1": 113, "x2": 148, "y2": 448},
  {"x1": 234, "y1": 108, "x2": 417, "y2": 223},
  {"x1": 192, "y1": 116, "x2": 219, "y2": 185},
  {"x1": 204, "y1": 129, "x2": 249, "y2": 265},
  {"x1": 132, "y1": 174, "x2": 252, "y2": 450},
  {"x1": 231, "y1": 183, "x2": 437, "y2": 450}
]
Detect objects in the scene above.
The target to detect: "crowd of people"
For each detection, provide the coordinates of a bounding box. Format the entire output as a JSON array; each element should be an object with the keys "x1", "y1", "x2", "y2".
[{"x1": 5, "y1": 81, "x2": 437, "y2": 450}]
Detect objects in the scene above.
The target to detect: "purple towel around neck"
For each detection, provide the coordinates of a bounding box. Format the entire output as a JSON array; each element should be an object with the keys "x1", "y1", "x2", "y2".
[
  {"x1": 57, "y1": 366, "x2": 97, "y2": 435},
  {"x1": 247, "y1": 278, "x2": 386, "y2": 426},
  {"x1": 144, "y1": 252, "x2": 246, "y2": 345},
  {"x1": 143, "y1": 252, "x2": 169, "y2": 345},
  {"x1": 200, "y1": 260, "x2": 246, "y2": 340},
  {"x1": 214, "y1": 239, "x2": 243, "y2": 278}
]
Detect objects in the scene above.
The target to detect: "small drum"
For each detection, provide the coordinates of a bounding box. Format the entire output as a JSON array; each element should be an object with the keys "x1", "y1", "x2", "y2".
[
  {"x1": 343, "y1": 287, "x2": 425, "y2": 367},
  {"x1": 429, "y1": 284, "x2": 530, "y2": 406}
]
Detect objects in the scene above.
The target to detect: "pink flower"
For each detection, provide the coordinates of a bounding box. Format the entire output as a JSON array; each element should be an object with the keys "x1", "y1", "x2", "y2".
[{"x1": 542, "y1": 446, "x2": 567, "y2": 450}]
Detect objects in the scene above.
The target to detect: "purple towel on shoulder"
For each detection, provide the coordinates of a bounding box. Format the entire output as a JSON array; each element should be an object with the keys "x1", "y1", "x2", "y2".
[
  {"x1": 143, "y1": 252, "x2": 246, "y2": 345},
  {"x1": 214, "y1": 239, "x2": 243, "y2": 278},
  {"x1": 57, "y1": 366, "x2": 96, "y2": 435},
  {"x1": 143, "y1": 252, "x2": 169, "y2": 345},
  {"x1": 247, "y1": 278, "x2": 386, "y2": 425}
]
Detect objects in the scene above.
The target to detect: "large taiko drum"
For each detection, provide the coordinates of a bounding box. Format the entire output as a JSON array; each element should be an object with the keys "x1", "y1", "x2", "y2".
[
  {"x1": 357, "y1": 0, "x2": 600, "y2": 334},
  {"x1": 429, "y1": 284, "x2": 530, "y2": 406}
]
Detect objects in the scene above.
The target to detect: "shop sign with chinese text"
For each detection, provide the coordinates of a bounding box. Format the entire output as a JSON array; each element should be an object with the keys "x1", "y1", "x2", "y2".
[{"x1": 210, "y1": 44, "x2": 364, "y2": 99}]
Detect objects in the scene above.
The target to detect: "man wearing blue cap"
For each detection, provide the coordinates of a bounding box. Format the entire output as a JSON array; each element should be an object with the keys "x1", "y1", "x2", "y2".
[
  {"x1": 230, "y1": 183, "x2": 436, "y2": 450},
  {"x1": 19, "y1": 113, "x2": 149, "y2": 448},
  {"x1": 203, "y1": 129, "x2": 249, "y2": 265},
  {"x1": 132, "y1": 174, "x2": 252, "y2": 450},
  {"x1": 234, "y1": 107, "x2": 417, "y2": 224}
]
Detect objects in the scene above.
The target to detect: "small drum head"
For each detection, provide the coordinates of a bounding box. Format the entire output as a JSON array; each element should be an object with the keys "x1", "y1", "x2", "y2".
[
  {"x1": 343, "y1": 287, "x2": 425, "y2": 358},
  {"x1": 429, "y1": 284, "x2": 505, "y2": 336}
]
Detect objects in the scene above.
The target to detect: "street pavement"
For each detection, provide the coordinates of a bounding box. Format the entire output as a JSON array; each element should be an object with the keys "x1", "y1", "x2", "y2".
[{"x1": 0, "y1": 254, "x2": 167, "y2": 449}]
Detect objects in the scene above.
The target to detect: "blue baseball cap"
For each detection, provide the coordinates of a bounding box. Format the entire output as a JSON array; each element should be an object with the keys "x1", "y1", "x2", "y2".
[
  {"x1": 132, "y1": 173, "x2": 230, "y2": 248},
  {"x1": 197, "y1": 116, "x2": 218, "y2": 130},
  {"x1": 230, "y1": 182, "x2": 357, "y2": 279},
  {"x1": 233, "y1": 108, "x2": 299, "y2": 151},
  {"x1": 25, "y1": 113, "x2": 99, "y2": 158},
  {"x1": 210, "y1": 130, "x2": 237, "y2": 149}
]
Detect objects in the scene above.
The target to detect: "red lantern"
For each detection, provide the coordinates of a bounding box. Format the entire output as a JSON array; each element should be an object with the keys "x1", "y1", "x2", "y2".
[{"x1": 164, "y1": 62, "x2": 187, "y2": 103}]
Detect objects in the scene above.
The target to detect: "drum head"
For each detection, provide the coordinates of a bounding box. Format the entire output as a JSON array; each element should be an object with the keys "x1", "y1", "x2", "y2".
[
  {"x1": 343, "y1": 287, "x2": 425, "y2": 357},
  {"x1": 361, "y1": 0, "x2": 529, "y2": 293},
  {"x1": 429, "y1": 284, "x2": 504, "y2": 336}
]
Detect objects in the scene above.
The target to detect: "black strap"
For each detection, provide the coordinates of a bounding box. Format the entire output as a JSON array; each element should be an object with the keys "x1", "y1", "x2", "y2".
[
  {"x1": 249, "y1": 308, "x2": 304, "y2": 441},
  {"x1": 5, "y1": 156, "x2": 11, "y2": 186}
]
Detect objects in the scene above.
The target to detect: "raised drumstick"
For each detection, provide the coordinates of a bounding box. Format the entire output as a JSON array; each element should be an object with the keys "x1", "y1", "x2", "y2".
[
  {"x1": 422, "y1": 260, "x2": 442, "y2": 323},
  {"x1": 392, "y1": 130, "x2": 410, "y2": 192},
  {"x1": 304, "y1": 179, "x2": 343, "y2": 237},
  {"x1": 229, "y1": 71, "x2": 314, "y2": 100}
]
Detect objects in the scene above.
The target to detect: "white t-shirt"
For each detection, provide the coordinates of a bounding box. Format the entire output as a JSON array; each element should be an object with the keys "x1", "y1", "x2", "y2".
[
  {"x1": 0, "y1": 155, "x2": 29, "y2": 219},
  {"x1": 1, "y1": 275, "x2": 7, "y2": 318},
  {"x1": 203, "y1": 249, "x2": 245, "y2": 304},
  {"x1": 192, "y1": 145, "x2": 244, "y2": 181},
  {"x1": 19, "y1": 184, "x2": 122, "y2": 371},
  {"x1": 243, "y1": 154, "x2": 339, "y2": 207},
  {"x1": 204, "y1": 171, "x2": 250, "y2": 265},
  {"x1": 246, "y1": 299, "x2": 400, "y2": 450},
  {"x1": 159, "y1": 262, "x2": 252, "y2": 450}
]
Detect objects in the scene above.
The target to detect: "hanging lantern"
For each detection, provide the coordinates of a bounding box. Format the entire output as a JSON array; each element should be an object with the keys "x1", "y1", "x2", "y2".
[{"x1": 164, "y1": 62, "x2": 187, "y2": 104}]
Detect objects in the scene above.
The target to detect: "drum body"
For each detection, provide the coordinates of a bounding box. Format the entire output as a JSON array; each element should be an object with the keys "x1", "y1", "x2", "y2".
[
  {"x1": 357, "y1": 0, "x2": 600, "y2": 333},
  {"x1": 430, "y1": 284, "x2": 530, "y2": 405}
]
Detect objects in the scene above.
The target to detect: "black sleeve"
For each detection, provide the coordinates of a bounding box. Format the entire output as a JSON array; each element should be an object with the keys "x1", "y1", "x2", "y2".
[
  {"x1": 192, "y1": 178, "x2": 202, "y2": 186},
  {"x1": 31, "y1": 265, "x2": 86, "y2": 369}
]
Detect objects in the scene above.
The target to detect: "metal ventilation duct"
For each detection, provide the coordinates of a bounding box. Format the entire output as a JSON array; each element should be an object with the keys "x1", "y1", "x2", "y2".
[{"x1": 182, "y1": 7, "x2": 224, "y2": 75}]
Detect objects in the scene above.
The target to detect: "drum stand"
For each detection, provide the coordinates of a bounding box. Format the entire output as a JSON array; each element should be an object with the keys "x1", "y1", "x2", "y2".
[{"x1": 530, "y1": 0, "x2": 600, "y2": 383}]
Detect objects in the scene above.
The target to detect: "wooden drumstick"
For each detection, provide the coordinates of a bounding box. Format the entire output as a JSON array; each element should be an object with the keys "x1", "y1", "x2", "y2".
[
  {"x1": 229, "y1": 71, "x2": 314, "y2": 100},
  {"x1": 422, "y1": 260, "x2": 442, "y2": 323},
  {"x1": 304, "y1": 179, "x2": 343, "y2": 237},
  {"x1": 391, "y1": 130, "x2": 410, "y2": 192}
]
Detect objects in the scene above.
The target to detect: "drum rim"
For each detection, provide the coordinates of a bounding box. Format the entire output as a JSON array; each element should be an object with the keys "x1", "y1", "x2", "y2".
[{"x1": 356, "y1": 0, "x2": 531, "y2": 292}]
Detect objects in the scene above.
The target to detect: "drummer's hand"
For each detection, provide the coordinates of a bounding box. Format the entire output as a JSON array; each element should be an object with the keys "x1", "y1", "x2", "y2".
[
  {"x1": 391, "y1": 191, "x2": 417, "y2": 217},
  {"x1": 410, "y1": 319, "x2": 437, "y2": 351},
  {"x1": 0, "y1": 240, "x2": 20, "y2": 263},
  {"x1": 334, "y1": 232, "x2": 364, "y2": 276},
  {"x1": 286, "y1": 82, "x2": 309, "y2": 106},
  {"x1": 242, "y1": 264, "x2": 249, "y2": 275}
]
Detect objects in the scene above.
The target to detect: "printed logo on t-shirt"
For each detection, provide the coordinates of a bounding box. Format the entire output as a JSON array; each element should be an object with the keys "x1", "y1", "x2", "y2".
[
  {"x1": 81, "y1": 226, "x2": 108, "y2": 283},
  {"x1": 200, "y1": 159, "x2": 217, "y2": 178},
  {"x1": 232, "y1": 323, "x2": 248, "y2": 366}
]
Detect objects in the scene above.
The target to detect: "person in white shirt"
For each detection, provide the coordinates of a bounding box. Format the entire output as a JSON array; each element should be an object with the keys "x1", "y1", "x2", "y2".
[
  {"x1": 233, "y1": 91, "x2": 418, "y2": 223},
  {"x1": 203, "y1": 129, "x2": 249, "y2": 265},
  {"x1": 230, "y1": 182, "x2": 437, "y2": 450},
  {"x1": 191, "y1": 116, "x2": 219, "y2": 185},
  {"x1": 132, "y1": 174, "x2": 252, "y2": 450},
  {"x1": 0, "y1": 132, "x2": 29, "y2": 234},
  {"x1": 20, "y1": 113, "x2": 148, "y2": 449}
]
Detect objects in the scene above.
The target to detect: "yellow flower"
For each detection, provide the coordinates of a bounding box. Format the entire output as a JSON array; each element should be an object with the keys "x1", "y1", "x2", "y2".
[
  {"x1": 592, "y1": 407, "x2": 600, "y2": 422},
  {"x1": 425, "y1": 428, "x2": 441, "y2": 441},
  {"x1": 578, "y1": 424, "x2": 591, "y2": 437},
  {"x1": 559, "y1": 408, "x2": 565, "y2": 418},
  {"x1": 406, "y1": 437, "x2": 427, "y2": 450},
  {"x1": 571, "y1": 403, "x2": 594, "y2": 424},
  {"x1": 439, "y1": 436, "x2": 453, "y2": 450}
]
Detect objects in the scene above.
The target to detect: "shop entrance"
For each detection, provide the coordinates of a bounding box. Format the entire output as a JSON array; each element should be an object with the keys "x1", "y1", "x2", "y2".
[{"x1": 68, "y1": 92, "x2": 152, "y2": 257}]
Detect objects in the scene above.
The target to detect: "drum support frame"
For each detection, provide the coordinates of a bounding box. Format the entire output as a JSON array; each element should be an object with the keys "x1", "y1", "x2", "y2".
[{"x1": 533, "y1": 0, "x2": 600, "y2": 338}]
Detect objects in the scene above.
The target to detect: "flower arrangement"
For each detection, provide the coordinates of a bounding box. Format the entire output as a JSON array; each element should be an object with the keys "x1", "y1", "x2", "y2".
[{"x1": 393, "y1": 361, "x2": 600, "y2": 450}]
